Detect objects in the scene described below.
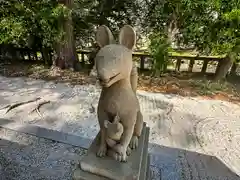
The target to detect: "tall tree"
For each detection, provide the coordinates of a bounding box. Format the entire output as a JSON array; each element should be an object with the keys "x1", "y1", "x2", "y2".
[
  {"x1": 0, "y1": 0, "x2": 81, "y2": 70},
  {"x1": 54, "y1": 0, "x2": 80, "y2": 70}
]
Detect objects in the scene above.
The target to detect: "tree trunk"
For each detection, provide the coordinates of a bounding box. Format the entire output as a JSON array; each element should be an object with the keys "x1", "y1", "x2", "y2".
[
  {"x1": 9, "y1": 46, "x2": 18, "y2": 60},
  {"x1": 214, "y1": 54, "x2": 234, "y2": 81},
  {"x1": 72, "y1": 39, "x2": 82, "y2": 71},
  {"x1": 89, "y1": 43, "x2": 100, "y2": 69},
  {"x1": 54, "y1": 0, "x2": 79, "y2": 70},
  {"x1": 167, "y1": 12, "x2": 178, "y2": 48}
]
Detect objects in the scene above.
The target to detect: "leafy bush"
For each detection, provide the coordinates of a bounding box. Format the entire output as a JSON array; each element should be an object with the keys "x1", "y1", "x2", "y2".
[{"x1": 149, "y1": 32, "x2": 171, "y2": 76}]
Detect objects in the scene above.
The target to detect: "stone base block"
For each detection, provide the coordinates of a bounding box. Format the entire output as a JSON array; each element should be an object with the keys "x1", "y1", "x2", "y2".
[{"x1": 73, "y1": 123, "x2": 150, "y2": 180}]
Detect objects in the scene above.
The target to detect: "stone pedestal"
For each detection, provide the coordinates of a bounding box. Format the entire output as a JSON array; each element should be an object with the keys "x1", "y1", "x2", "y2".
[{"x1": 73, "y1": 123, "x2": 150, "y2": 180}]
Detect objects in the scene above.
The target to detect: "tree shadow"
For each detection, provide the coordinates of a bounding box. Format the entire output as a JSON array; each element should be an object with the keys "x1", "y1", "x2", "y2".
[
  {"x1": 149, "y1": 143, "x2": 240, "y2": 180},
  {"x1": 1, "y1": 117, "x2": 239, "y2": 180},
  {"x1": 0, "y1": 129, "x2": 86, "y2": 180}
]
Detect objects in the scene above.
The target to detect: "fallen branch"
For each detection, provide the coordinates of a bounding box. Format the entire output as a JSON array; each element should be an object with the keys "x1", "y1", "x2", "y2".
[
  {"x1": 166, "y1": 104, "x2": 174, "y2": 116},
  {"x1": 0, "y1": 97, "x2": 41, "y2": 114},
  {"x1": 29, "y1": 100, "x2": 50, "y2": 118}
]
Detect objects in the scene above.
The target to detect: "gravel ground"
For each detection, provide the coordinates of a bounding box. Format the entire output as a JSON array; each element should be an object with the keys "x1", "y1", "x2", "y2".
[
  {"x1": 0, "y1": 128, "x2": 86, "y2": 180},
  {"x1": 0, "y1": 75, "x2": 240, "y2": 179}
]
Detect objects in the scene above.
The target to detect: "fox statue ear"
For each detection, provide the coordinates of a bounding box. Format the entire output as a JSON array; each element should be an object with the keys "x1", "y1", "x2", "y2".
[
  {"x1": 119, "y1": 25, "x2": 136, "y2": 50},
  {"x1": 96, "y1": 25, "x2": 115, "y2": 48}
]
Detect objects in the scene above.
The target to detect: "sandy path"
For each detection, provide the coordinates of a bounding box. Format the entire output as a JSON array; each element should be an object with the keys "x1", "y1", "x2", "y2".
[{"x1": 0, "y1": 75, "x2": 239, "y2": 179}]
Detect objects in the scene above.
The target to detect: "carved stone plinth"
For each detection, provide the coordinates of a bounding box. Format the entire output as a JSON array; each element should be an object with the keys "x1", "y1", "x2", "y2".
[{"x1": 73, "y1": 123, "x2": 150, "y2": 180}]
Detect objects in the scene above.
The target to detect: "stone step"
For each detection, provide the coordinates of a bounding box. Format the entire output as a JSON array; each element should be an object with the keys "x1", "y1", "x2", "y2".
[
  {"x1": 139, "y1": 127, "x2": 150, "y2": 180},
  {"x1": 145, "y1": 155, "x2": 151, "y2": 180},
  {"x1": 73, "y1": 122, "x2": 150, "y2": 180}
]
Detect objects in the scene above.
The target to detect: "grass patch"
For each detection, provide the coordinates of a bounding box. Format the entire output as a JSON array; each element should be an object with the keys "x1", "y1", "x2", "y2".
[{"x1": 189, "y1": 79, "x2": 229, "y2": 95}]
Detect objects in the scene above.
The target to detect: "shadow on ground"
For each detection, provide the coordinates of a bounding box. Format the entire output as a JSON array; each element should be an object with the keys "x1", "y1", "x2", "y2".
[
  {"x1": 149, "y1": 143, "x2": 240, "y2": 180},
  {"x1": 0, "y1": 135, "x2": 86, "y2": 180},
  {"x1": 0, "y1": 118, "x2": 239, "y2": 180}
]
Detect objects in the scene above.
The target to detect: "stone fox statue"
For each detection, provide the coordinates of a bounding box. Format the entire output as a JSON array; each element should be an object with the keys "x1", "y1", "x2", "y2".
[{"x1": 95, "y1": 25, "x2": 143, "y2": 162}]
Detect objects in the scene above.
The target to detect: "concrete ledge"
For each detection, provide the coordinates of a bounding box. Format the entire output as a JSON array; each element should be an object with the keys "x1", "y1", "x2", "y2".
[{"x1": 0, "y1": 118, "x2": 92, "y2": 149}]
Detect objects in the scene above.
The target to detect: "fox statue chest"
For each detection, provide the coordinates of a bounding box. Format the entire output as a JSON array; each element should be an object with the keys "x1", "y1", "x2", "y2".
[{"x1": 98, "y1": 80, "x2": 139, "y2": 117}]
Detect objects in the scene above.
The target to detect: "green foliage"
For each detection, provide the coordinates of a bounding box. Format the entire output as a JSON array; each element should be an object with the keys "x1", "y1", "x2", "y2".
[
  {"x1": 149, "y1": 32, "x2": 171, "y2": 76},
  {"x1": 0, "y1": 1, "x2": 71, "y2": 48},
  {"x1": 0, "y1": 0, "x2": 144, "y2": 49},
  {"x1": 145, "y1": 0, "x2": 240, "y2": 58},
  {"x1": 52, "y1": 4, "x2": 71, "y2": 19},
  {"x1": 181, "y1": 0, "x2": 239, "y2": 56},
  {"x1": 0, "y1": 16, "x2": 27, "y2": 44}
]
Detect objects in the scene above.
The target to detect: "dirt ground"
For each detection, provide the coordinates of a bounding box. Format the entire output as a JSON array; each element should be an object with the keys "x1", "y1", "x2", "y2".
[{"x1": 0, "y1": 60, "x2": 240, "y2": 103}]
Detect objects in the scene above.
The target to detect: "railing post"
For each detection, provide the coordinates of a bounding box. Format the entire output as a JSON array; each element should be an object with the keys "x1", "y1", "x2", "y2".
[
  {"x1": 140, "y1": 56, "x2": 145, "y2": 70},
  {"x1": 34, "y1": 52, "x2": 38, "y2": 61},
  {"x1": 175, "y1": 57, "x2": 181, "y2": 72},
  {"x1": 20, "y1": 51, "x2": 25, "y2": 60},
  {"x1": 201, "y1": 59, "x2": 209, "y2": 73},
  {"x1": 215, "y1": 60, "x2": 222, "y2": 75},
  {"x1": 188, "y1": 59, "x2": 195, "y2": 72},
  {"x1": 27, "y1": 51, "x2": 31, "y2": 60},
  {"x1": 81, "y1": 53, "x2": 85, "y2": 65}
]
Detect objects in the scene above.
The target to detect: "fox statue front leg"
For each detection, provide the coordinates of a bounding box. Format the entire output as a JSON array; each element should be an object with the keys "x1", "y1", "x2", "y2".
[
  {"x1": 130, "y1": 110, "x2": 143, "y2": 149},
  {"x1": 96, "y1": 103, "x2": 109, "y2": 157},
  {"x1": 112, "y1": 112, "x2": 137, "y2": 162}
]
